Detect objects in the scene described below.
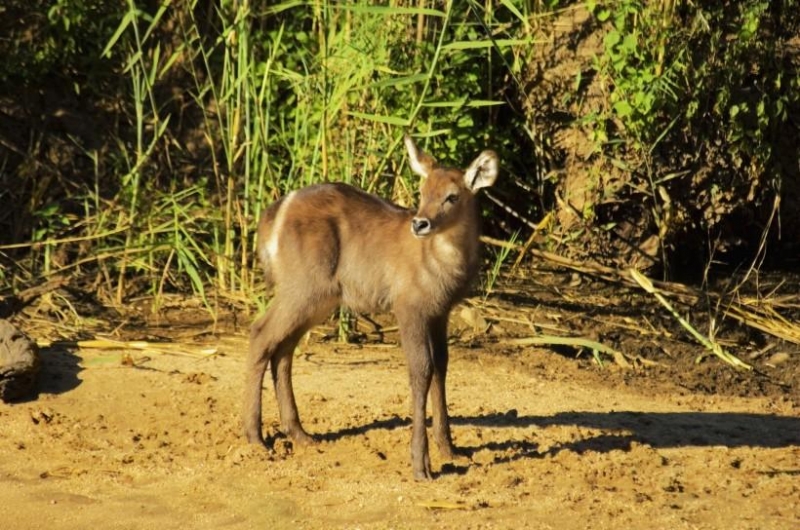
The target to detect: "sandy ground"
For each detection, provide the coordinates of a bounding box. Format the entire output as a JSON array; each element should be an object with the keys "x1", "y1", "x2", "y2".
[{"x1": 1, "y1": 295, "x2": 798, "y2": 530}]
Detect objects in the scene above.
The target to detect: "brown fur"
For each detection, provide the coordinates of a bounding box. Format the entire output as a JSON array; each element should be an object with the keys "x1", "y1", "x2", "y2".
[{"x1": 244, "y1": 136, "x2": 498, "y2": 479}]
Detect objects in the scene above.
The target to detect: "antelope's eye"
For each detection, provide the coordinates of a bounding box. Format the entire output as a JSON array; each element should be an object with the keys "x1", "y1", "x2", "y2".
[{"x1": 444, "y1": 193, "x2": 459, "y2": 205}]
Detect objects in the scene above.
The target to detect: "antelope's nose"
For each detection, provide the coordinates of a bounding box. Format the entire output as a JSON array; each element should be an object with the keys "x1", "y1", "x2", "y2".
[{"x1": 411, "y1": 217, "x2": 432, "y2": 237}]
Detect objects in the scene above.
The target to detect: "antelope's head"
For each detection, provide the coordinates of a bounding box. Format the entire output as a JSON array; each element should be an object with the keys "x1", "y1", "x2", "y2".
[{"x1": 404, "y1": 135, "x2": 498, "y2": 239}]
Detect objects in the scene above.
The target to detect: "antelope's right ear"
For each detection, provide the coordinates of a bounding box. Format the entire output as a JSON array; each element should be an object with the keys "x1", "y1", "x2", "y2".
[
  {"x1": 404, "y1": 134, "x2": 437, "y2": 179},
  {"x1": 464, "y1": 150, "x2": 499, "y2": 193}
]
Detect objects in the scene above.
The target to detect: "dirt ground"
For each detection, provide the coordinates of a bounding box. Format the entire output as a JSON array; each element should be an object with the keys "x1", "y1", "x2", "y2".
[{"x1": 1, "y1": 271, "x2": 799, "y2": 530}]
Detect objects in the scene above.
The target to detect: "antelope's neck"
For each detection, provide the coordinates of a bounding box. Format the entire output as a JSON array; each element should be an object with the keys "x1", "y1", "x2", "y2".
[{"x1": 424, "y1": 210, "x2": 481, "y2": 282}]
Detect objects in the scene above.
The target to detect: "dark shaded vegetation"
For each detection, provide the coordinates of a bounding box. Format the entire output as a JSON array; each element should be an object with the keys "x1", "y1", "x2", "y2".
[{"x1": 1, "y1": 0, "x2": 798, "y2": 307}]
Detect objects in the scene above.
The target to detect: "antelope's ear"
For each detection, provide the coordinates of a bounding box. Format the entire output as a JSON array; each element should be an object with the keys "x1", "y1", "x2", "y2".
[
  {"x1": 404, "y1": 134, "x2": 437, "y2": 179},
  {"x1": 464, "y1": 150, "x2": 499, "y2": 192}
]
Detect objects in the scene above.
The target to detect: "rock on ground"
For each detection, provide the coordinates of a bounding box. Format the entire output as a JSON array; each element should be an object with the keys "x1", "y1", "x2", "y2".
[{"x1": 0, "y1": 319, "x2": 39, "y2": 402}]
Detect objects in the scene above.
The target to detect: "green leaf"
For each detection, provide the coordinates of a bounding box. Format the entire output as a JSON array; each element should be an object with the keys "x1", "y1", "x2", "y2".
[
  {"x1": 614, "y1": 100, "x2": 633, "y2": 117},
  {"x1": 102, "y1": 9, "x2": 135, "y2": 59},
  {"x1": 335, "y1": 5, "x2": 445, "y2": 16},
  {"x1": 346, "y1": 111, "x2": 410, "y2": 126},
  {"x1": 366, "y1": 73, "x2": 428, "y2": 90},
  {"x1": 442, "y1": 39, "x2": 534, "y2": 51},
  {"x1": 604, "y1": 30, "x2": 621, "y2": 49},
  {"x1": 465, "y1": 100, "x2": 505, "y2": 108},
  {"x1": 621, "y1": 34, "x2": 637, "y2": 53},
  {"x1": 499, "y1": 0, "x2": 528, "y2": 25},
  {"x1": 421, "y1": 98, "x2": 504, "y2": 108}
]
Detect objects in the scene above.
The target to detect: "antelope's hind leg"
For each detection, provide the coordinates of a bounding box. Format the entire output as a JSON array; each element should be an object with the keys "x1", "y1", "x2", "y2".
[
  {"x1": 244, "y1": 312, "x2": 275, "y2": 446},
  {"x1": 243, "y1": 299, "x2": 319, "y2": 448},
  {"x1": 269, "y1": 328, "x2": 316, "y2": 445}
]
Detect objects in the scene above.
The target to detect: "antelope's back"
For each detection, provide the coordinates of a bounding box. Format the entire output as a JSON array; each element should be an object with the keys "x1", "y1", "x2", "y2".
[{"x1": 255, "y1": 183, "x2": 412, "y2": 297}]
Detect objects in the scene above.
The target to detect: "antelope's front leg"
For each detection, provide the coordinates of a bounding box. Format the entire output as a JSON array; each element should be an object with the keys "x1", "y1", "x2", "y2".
[
  {"x1": 398, "y1": 312, "x2": 434, "y2": 480},
  {"x1": 429, "y1": 315, "x2": 456, "y2": 459}
]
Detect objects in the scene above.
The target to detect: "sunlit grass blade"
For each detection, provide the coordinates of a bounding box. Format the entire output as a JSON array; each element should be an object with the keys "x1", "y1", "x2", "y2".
[
  {"x1": 421, "y1": 99, "x2": 505, "y2": 108},
  {"x1": 442, "y1": 38, "x2": 535, "y2": 50},
  {"x1": 506, "y1": 335, "x2": 633, "y2": 369},
  {"x1": 335, "y1": 5, "x2": 446, "y2": 16}
]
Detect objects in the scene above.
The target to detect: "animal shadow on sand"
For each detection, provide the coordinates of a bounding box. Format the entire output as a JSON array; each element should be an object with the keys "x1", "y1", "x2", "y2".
[{"x1": 315, "y1": 409, "x2": 800, "y2": 478}]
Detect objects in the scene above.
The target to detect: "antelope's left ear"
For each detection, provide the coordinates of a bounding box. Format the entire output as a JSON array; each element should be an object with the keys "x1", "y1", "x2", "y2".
[{"x1": 464, "y1": 150, "x2": 499, "y2": 193}]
